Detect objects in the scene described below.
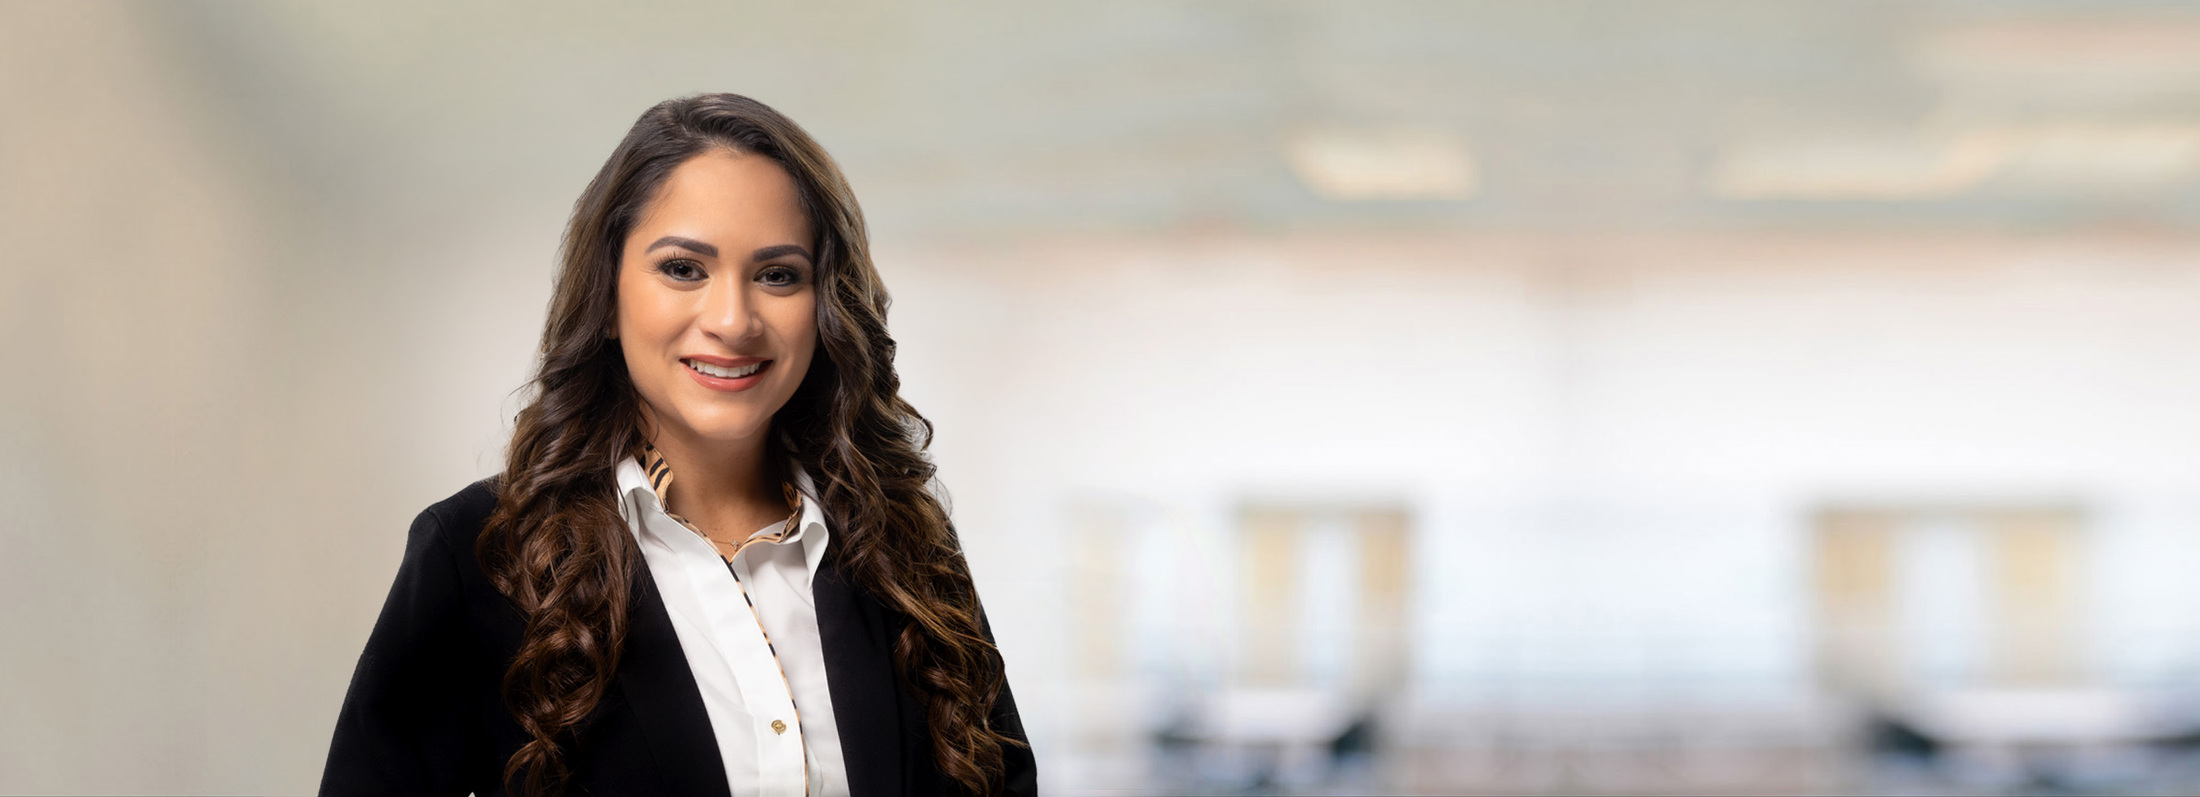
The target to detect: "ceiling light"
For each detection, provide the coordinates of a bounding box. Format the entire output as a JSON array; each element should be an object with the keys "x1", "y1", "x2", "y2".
[{"x1": 1285, "y1": 127, "x2": 1477, "y2": 201}]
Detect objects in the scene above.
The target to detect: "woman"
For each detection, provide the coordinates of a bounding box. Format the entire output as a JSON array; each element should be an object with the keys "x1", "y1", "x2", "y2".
[{"x1": 321, "y1": 94, "x2": 1033, "y2": 797}]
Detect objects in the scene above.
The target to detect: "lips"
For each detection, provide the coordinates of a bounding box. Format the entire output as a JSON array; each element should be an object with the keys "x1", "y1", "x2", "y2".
[
  {"x1": 680, "y1": 356, "x2": 772, "y2": 392},
  {"x1": 684, "y1": 359, "x2": 764, "y2": 379}
]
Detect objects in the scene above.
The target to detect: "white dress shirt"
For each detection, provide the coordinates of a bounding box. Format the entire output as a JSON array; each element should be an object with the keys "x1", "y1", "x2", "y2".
[{"x1": 615, "y1": 452, "x2": 850, "y2": 797}]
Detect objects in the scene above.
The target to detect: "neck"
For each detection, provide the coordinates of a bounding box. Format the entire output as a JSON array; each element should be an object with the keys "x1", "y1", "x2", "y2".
[{"x1": 641, "y1": 416, "x2": 784, "y2": 534}]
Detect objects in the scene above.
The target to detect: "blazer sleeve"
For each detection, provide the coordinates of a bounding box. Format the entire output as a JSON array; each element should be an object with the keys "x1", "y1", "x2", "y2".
[
  {"x1": 321, "y1": 505, "x2": 490, "y2": 797},
  {"x1": 991, "y1": 674, "x2": 1037, "y2": 797},
  {"x1": 984, "y1": 612, "x2": 1038, "y2": 797}
]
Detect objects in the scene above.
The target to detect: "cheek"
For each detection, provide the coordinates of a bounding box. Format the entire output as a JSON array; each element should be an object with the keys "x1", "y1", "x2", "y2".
[
  {"x1": 778, "y1": 298, "x2": 820, "y2": 365},
  {"x1": 614, "y1": 268, "x2": 645, "y2": 339},
  {"x1": 616, "y1": 275, "x2": 681, "y2": 345},
  {"x1": 614, "y1": 275, "x2": 691, "y2": 405}
]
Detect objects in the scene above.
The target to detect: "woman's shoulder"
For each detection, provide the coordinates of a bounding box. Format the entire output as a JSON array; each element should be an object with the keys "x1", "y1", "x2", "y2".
[
  {"x1": 407, "y1": 477, "x2": 503, "y2": 550},
  {"x1": 393, "y1": 478, "x2": 510, "y2": 616}
]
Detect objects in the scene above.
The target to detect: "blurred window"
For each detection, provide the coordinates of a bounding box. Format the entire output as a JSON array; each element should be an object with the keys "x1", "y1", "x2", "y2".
[
  {"x1": 1813, "y1": 506, "x2": 2084, "y2": 695},
  {"x1": 1238, "y1": 505, "x2": 1412, "y2": 694}
]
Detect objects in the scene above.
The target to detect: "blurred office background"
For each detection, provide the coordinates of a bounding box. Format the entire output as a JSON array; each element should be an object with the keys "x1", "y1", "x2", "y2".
[{"x1": 10, "y1": 0, "x2": 2200, "y2": 794}]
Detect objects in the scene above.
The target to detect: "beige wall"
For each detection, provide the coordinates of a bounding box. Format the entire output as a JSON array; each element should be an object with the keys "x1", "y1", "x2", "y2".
[{"x1": 0, "y1": 2, "x2": 408, "y2": 791}]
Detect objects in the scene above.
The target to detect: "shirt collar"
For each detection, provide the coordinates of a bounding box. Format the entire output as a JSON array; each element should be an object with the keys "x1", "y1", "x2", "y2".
[{"x1": 614, "y1": 443, "x2": 831, "y2": 585}]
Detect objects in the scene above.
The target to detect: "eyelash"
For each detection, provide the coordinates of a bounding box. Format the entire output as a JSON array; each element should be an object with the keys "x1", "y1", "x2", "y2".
[
  {"x1": 655, "y1": 259, "x2": 804, "y2": 287},
  {"x1": 657, "y1": 259, "x2": 706, "y2": 281},
  {"x1": 758, "y1": 266, "x2": 802, "y2": 287}
]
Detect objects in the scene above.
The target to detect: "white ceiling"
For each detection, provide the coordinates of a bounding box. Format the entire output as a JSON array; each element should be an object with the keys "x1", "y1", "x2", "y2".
[{"x1": 143, "y1": 0, "x2": 2200, "y2": 236}]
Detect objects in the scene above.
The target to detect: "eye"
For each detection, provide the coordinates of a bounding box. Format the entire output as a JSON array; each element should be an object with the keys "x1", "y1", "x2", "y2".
[
  {"x1": 656, "y1": 259, "x2": 706, "y2": 282},
  {"x1": 757, "y1": 265, "x2": 804, "y2": 288}
]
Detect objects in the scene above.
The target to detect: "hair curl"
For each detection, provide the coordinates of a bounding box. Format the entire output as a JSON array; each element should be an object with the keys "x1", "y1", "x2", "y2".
[{"x1": 476, "y1": 93, "x2": 1018, "y2": 796}]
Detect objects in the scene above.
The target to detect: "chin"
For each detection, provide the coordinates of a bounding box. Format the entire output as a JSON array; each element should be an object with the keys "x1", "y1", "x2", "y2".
[{"x1": 669, "y1": 407, "x2": 774, "y2": 445}]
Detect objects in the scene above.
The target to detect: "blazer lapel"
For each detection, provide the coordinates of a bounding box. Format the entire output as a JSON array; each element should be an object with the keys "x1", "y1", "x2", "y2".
[
  {"x1": 814, "y1": 557, "x2": 906, "y2": 797},
  {"x1": 617, "y1": 568, "x2": 734, "y2": 797}
]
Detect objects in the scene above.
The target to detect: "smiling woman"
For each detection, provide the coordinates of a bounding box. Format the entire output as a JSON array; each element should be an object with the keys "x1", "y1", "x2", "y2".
[
  {"x1": 617, "y1": 150, "x2": 822, "y2": 542},
  {"x1": 320, "y1": 94, "x2": 1033, "y2": 797}
]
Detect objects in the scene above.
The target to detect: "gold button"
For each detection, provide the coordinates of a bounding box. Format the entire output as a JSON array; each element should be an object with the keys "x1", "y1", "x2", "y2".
[{"x1": 771, "y1": 719, "x2": 787, "y2": 734}]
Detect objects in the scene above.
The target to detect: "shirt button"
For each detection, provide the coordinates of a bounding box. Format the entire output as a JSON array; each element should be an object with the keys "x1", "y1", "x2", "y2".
[{"x1": 771, "y1": 719, "x2": 787, "y2": 734}]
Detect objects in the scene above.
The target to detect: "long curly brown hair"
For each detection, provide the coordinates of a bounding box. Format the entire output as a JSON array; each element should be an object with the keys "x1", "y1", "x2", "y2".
[{"x1": 476, "y1": 93, "x2": 1017, "y2": 796}]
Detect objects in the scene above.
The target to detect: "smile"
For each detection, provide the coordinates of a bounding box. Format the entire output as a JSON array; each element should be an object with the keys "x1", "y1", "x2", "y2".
[{"x1": 684, "y1": 359, "x2": 766, "y2": 379}]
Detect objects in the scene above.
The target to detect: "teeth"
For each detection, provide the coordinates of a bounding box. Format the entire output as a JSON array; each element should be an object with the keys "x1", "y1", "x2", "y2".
[{"x1": 687, "y1": 359, "x2": 763, "y2": 379}]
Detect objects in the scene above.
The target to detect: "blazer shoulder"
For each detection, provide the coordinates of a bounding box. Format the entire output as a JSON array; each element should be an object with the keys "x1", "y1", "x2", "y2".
[{"x1": 410, "y1": 477, "x2": 502, "y2": 550}]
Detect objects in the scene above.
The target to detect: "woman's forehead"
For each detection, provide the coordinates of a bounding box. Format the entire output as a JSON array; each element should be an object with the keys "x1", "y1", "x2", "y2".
[{"x1": 631, "y1": 150, "x2": 812, "y2": 253}]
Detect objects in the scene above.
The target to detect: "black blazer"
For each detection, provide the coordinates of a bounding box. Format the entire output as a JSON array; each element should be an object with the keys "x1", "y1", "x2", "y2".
[{"x1": 321, "y1": 480, "x2": 1036, "y2": 796}]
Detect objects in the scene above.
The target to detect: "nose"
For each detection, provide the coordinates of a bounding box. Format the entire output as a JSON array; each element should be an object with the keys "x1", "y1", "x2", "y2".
[{"x1": 696, "y1": 274, "x2": 761, "y2": 344}]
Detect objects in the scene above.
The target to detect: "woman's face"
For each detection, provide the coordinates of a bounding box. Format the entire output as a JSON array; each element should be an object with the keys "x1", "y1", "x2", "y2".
[{"x1": 616, "y1": 148, "x2": 818, "y2": 449}]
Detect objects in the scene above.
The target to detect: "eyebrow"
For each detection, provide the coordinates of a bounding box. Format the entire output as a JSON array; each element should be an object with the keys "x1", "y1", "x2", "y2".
[
  {"x1": 750, "y1": 244, "x2": 814, "y2": 263},
  {"x1": 643, "y1": 237, "x2": 813, "y2": 264},
  {"x1": 644, "y1": 236, "x2": 717, "y2": 258}
]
